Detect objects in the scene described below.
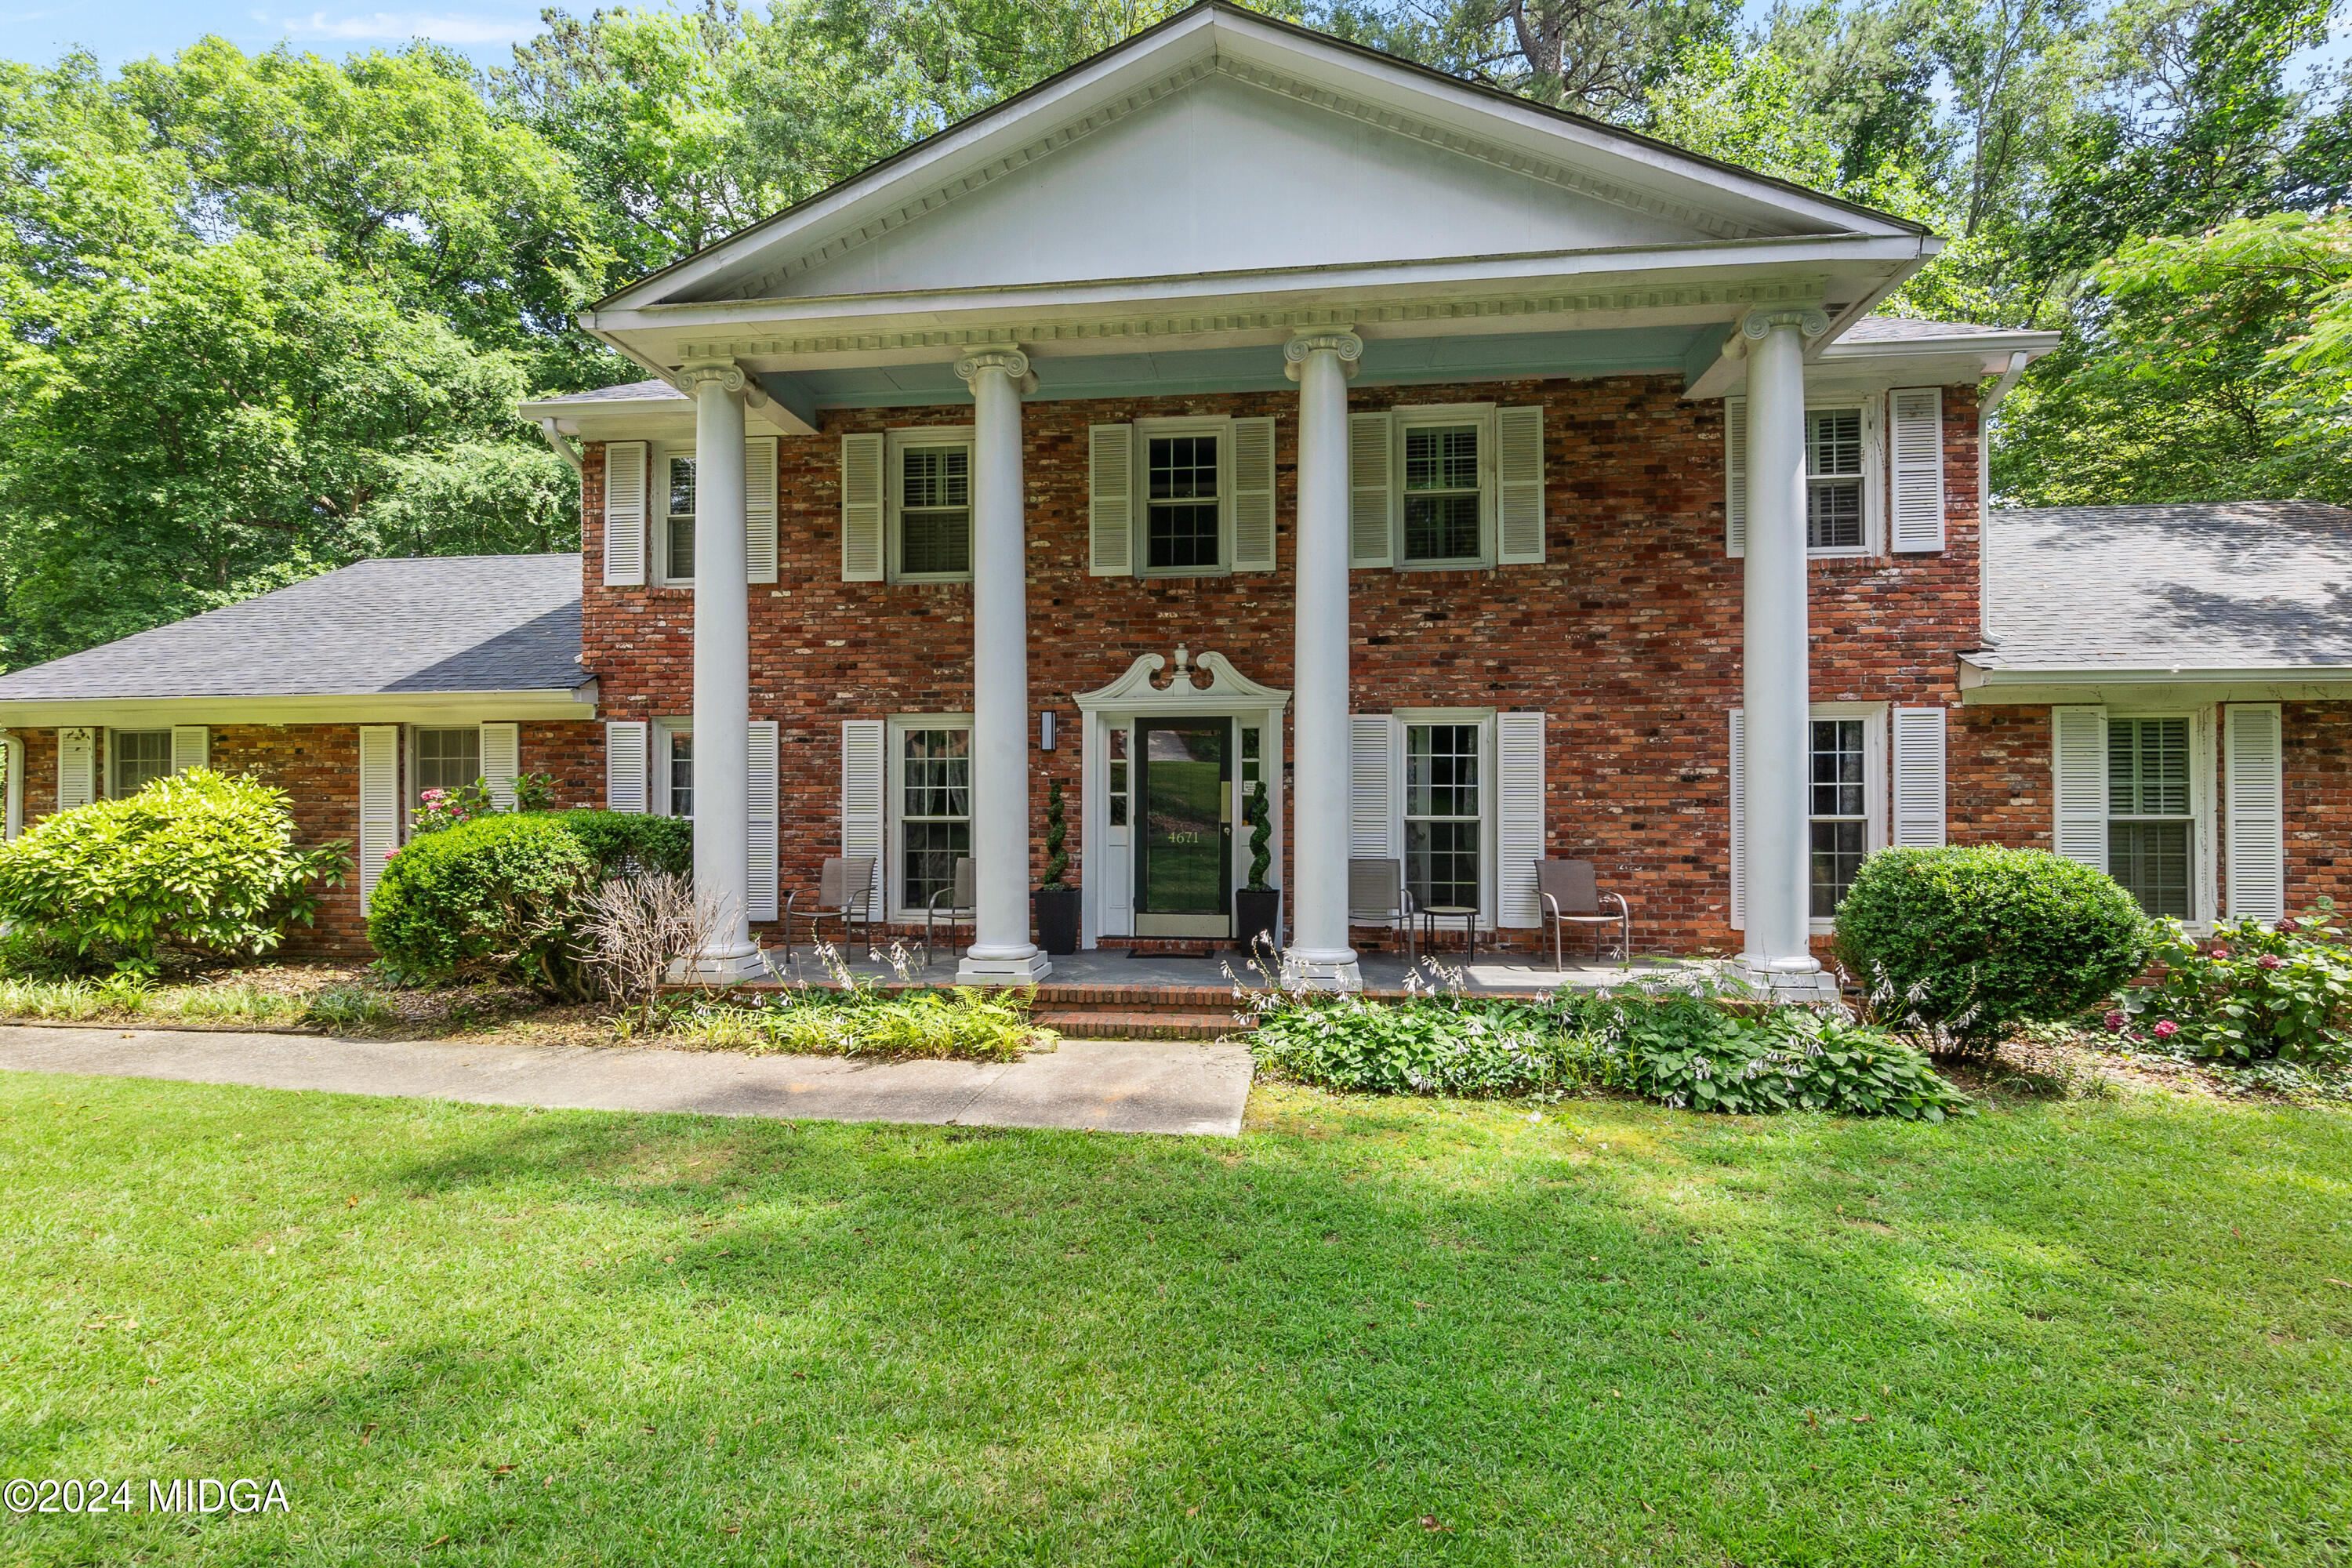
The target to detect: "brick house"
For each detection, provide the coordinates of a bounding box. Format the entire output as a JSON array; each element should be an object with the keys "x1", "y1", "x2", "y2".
[{"x1": 0, "y1": 4, "x2": 2337, "y2": 986}]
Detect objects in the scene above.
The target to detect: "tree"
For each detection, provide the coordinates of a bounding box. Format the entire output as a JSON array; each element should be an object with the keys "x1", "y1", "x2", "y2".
[{"x1": 1316, "y1": 0, "x2": 1734, "y2": 116}]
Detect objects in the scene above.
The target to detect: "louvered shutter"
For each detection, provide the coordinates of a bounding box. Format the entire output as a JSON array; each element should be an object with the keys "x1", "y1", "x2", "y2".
[
  {"x1": 1727, "y1": 710, "x2": 1745, "y2": 929},
  {"x1": 744, "y1": 435, "x2": 779, "y2": 583},
  {"x1": 840, "y1": 433, "x2": 884, "y2": 582},
  {"x1": 2224, "y1": 703, "x2": 2286, "y2": 921},
  {"x1": 57, "y1": 728, "x2": 94, "y2": 811},
  {"x1": 480, "y1": 722, "x2": 521, "y2": 811},
  {"x1": 171, "y1": 725, "x2": 208, "y2": 775},
  {"x1": 1497, "y1": 712, "x2": 1546, "y2": 927},
  {"x1": 1495, "y1": 406, "x2": 1546, "y2": 565},
  {"x1": 746, "y1": 720, "x2": 779, "y2": 921},
  {"x1": 602, "y1": 441, "x2": 648, "y2": 586},
  {"x1": 1348, "y1": 714, "x2": 1399, "y2": 921},
  {"x1": 605, "y1": 721, "x2": 650, "y2": 814},
  {"x1": 841, "y1": 720, "x2": 887, "y2": 913},
  {"x1": 2052, "y1": 706, "x2": 2109, "y2": 870},
  {"x1": 1889, "y1": 388, "x2": 1945, "y2": 553},
  {"x1": 1724, "y1": 397, "x2": 1749, "y2": 557},
  {"x1": 1891, "y1": 707, "x2": 1948, "y2": 848},
  {"x1": 1348, "y1": 412, "x2": 1394, "y2": 568},
  {"x1": 358, "y1": 725, "x2": 399, "y2": 914},
  {"x1": 1088, "y1": 423, "x2": 1134, "y2": 576},
  {"x1": 1231, "y1": 416, "x2": 1276, "y2": 572}
]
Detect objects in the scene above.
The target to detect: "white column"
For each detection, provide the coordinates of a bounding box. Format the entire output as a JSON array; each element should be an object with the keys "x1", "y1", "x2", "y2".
[
  {"x1": 1740, "y1": 309, "x2": 1831, "y2": 994},
  {"x1": 956, "y1": 349, "x2": 1051, "y2": 984},
  {"x1": 1281, "y1": 329, "x2": 1363, "y2": 991},
  {"x1": 680, "y1": 361, "x2": 762, "y2": 980}
]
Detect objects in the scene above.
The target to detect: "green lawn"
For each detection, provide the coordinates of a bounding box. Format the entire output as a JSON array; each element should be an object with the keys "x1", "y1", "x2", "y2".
[{"x1": 2, "y1": 1074, "x2": 2347, "y2": 1566}]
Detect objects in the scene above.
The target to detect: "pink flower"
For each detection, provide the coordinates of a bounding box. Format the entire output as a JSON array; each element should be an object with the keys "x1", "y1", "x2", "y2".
[
  {"x1": 2257, "y1": 954, "x2": 2285, "y2": 970},
  {"x1": 2154, "y1": 1020, "x2": 2180, "y2": 1040},
  {"x1": 2209, "y1": 946, "x2": 2230, "y2": 961},
  {"x1": 2104, "y1": 1011, "x2": 2127, "y2": 1032}
]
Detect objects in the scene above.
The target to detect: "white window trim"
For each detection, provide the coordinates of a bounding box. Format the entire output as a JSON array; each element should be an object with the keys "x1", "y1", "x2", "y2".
[
  {"x1": 885, "y1": 713, "x2": 973, "y2": 923},
  {"x1": 1395, "y1": 706, "x2": 1498, "y2": 930},
  {"x1": 2106, "y1": 706, "x2": 2220, "y2": 931},
  {"x1": 105, "y1": 728, "x2": 172, "y2": 798},
  {"x1": 1392, "y1": 403, "x2": 1497, "y2": 571},
  {"x1": 885, "y1": 426, "x2": 976, "y2": 584},
  {"x1": 653, "y1": 717, "x2": 693, "y2": 820},
  {"x1": 1804, "y1": 401, "x2": 1886, "y2": 558},
  {"x1": 653, "y1": 441, "x2": 697, "y2": 590},
  {"x1": 1132, "y1": 415, "x2": 1236, "y2": 579},
  {"x1": 1806, "y1": 700, "x2": 1889, "y2": 935}
]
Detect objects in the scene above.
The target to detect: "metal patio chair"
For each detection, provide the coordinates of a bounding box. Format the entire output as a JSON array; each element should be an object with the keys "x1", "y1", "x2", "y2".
[
  {"x1": 1537, "y1": 859, "x2": 1632, "y2": 969},
  {"x1": 1347, "y1": 858, "x2": 1419, "y2": 965},
  {"x1": 782, "y1": 855, "x2": 876, "y2": 958},
  {"x1": 920, "y1": 857, "x2": 975, "y2": 971}
]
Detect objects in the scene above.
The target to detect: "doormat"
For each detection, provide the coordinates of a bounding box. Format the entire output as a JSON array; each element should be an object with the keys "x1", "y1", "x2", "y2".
[{"x1": 1130, "y1": 946, "x2": 1218, "y2": 960}]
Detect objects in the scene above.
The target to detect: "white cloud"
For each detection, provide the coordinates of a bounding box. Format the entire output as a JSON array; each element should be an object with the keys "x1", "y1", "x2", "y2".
[{"x1": 278, "y1": 9, "x2": 539, "y2": 43}]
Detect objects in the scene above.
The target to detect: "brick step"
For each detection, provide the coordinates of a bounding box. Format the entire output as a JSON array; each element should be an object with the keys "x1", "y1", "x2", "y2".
[{"x1": 1033, "y1": 1009, "x2": 1244, "y2": 1041}]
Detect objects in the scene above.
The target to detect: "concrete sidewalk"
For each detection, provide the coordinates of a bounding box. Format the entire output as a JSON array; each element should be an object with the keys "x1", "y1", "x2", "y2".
[{"x1": 0, "y1": 1025, "x2": 1254, "y2": 1138}]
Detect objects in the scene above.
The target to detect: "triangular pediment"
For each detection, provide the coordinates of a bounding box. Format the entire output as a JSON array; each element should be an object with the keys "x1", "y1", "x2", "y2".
[{"x1": 612, "y1": 4, "x2": 1922, "y2": 314}]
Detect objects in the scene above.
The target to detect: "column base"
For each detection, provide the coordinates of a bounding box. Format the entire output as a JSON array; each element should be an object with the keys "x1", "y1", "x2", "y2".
[
  {"x1": 671, "y1": 942, "x2": 770, "y2": 985},
  {"x1": 1280, "y1": 949, "x2": 1362, "y2": 992},
  {"x1": 956, "y1": 946, "x2": 1053, "y2": 985},
  {"x1": 1735, "y1": 958, "x2": 1842, "y2": 1002}
]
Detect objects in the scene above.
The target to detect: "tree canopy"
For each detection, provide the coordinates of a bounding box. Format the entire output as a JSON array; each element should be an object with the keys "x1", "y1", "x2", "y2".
[{"x1": 1, "y1": 0, "x2": 2346, "y2": 670}]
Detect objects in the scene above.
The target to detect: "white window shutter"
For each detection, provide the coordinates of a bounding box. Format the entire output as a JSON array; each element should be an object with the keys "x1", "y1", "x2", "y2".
[
  {"x1": 1088, "y1": 423, "x2": 1134, "y2": 576},
  {"x1": 840, "y1": 433, "x2": 884, "y2": 582},
  {"x1": 1495, "y1": 406, "x2": 1546, "y2": 565},
  {"x1": 1497, "y1": 712, "x2": 1546, "y2": 927},
  {"x1": 171, "y1": 725, "x2": 208, "y2": 774},
  {"x1": 1348, "y1": 412, "x2": 1395, "y2": 568},
  {"x1": 57, "y1": 728, "x2": 94, "y2": 811},
  {"x1": 744, "y1": 436, "x2": 779, "y2": 584},
  {"x1": 2052, "y1": 706, "x2": 2109, "y2": 870},
  {"x1": 1724, "y1": 397, "x2": 1749, "y2": 557},
  {"x1": 1891, "y1": 707, "x2": 1948, "y2": 847},
  {"x1": 1889, "y1": 388, "x2": 1945, "y2": 553},
  {"x1": 2224, "y1": 703, "x2": 2286, "y2": 921},
  {"x1": 1230, "y1": 416, "x2": 1276, "y2": 572},
  {"x1": 746, "y1": 720, "x2": 779, "y2": 922},
  {"x1": 1347, "y1": 715, "x2": 1399, "y2": 923},
  {"x1": 605, "y1": 720, "x2": 650, "y2": 814},
  {"x1": 1727, "y1": 710, "x2": 1745, "y2": 930},
  {"x1": 480, "y1": 722, "x2": 521, "y2": 811},
  {"x1": 358, "y1": 725, "x2": 399, "y2": 915},
  {"x1": 841, "y1": 719, "x2": 887, "y2": 913},
  {"x1": 602, "y1": 441, "x2": 648, "y2": 586}
]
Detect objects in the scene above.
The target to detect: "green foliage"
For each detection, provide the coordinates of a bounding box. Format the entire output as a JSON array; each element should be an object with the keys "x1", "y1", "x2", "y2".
[
  {"x1": 1040, "y1": 778, "x2": 1069, "y2": 890},
  {"x1": 1250, "y1": 993, "x2": 1609, "y2": 1097},
  {"x1": 1835, "y1": 846, "x2": 2154, "y2": 1055},
  {"x1": 551, "y1": 809, "x2": 693, "y2": 878},
  {"x1": 413, "y1": 781, "x2": 495, "y2": 835},
  {"x1": 1244, "y1": 780, "x2": 1272, "y2": 891},
  {"x1": 0, "y1": 768, "x2": 346, "y2": 972},
  {"x1": 511, "y1": 771, "x2": 559, "y2": 812},
  {"x1": 366, "y1": 812, "x2": 597, "y2": 998},
  {"x1": 2128, "y1": 900, "x2": 2352, "y2": 1063},
  {"x1": 664, "y1": 985, "x2": 1050, "y2": 1062},
  {"x1": 1606, "y1": 992, "x2": 1971, "y2": 1120}
]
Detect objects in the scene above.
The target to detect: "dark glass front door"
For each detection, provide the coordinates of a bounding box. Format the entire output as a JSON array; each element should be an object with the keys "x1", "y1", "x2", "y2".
[{"x1": 1134, "y1": 720, "x2": 1231, "y2": 937}]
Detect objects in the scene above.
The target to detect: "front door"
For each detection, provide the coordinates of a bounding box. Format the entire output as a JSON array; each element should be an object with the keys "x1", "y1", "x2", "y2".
[{"x1": 1133, "y1": 720, "x2": 1231, "y2": 937}]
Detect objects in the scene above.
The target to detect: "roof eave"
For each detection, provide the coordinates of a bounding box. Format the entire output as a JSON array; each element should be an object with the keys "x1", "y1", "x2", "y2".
[{"x1": 0, "y1": 684, "x2": 599, "y2": 728}]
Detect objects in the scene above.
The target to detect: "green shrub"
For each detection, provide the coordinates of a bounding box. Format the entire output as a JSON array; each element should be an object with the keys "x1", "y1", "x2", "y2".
[
  {"x1": 1835, "y1": 846, "x2": 2154, "y2": 1056},
  {"x1": 1606, "y1": 993, "x2": 1971, "y2": 1120},
  {"x1": 0, "y1": 769, "x2": 347, "y2": 973},
  {"x1": 1250, "y1": 995, "x2": 1606, "y2": 1096},
  {"x1": 2125, "y1": 902, "x2": 2352, "y2": 1062},
  {"x1": 664, "y1": 986, "x2": 1050, "y2": 1062},
  {"x1": 551, "y1": 810, "x2": 692, "y2": 878},
  {"x1": 367, "y1": 813, "x2": 597, "y2": 997}
]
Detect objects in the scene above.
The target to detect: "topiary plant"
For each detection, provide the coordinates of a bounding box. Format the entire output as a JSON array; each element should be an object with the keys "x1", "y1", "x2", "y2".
[
  {"x1": 1040, "y1": 779, "x2": 1069, "y2": 891},
  {"x1": 0, "y1": 768, "x2": 347, "y2": 973},
  {"x1": 1835, "y1": 845, "x2": 2154, "y2": 1058},
  {"x1": 1244, "y1": 779, "x2": 1272, "y2": 891},
  {"x1": 368, "y1": 812, "x2": 597, "y2": 998}
]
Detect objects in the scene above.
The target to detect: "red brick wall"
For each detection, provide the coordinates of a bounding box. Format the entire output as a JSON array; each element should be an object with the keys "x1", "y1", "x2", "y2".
[
  {"x1": 583, "y1": 375, "x2": 1987, "y2": 953},
  {"x1": 2285, "y1": 702, "x2": 2352, "y2": 913}
]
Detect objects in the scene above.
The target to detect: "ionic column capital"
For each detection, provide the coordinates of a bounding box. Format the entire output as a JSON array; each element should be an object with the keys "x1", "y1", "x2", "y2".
[
  {"x1": 1741, "y1": 309, "x2": 1831, "y2": 343},
  {"x1": 1283, "y1": 328, "x2": 1363, "y2": 382},
  {"x1": 677, "y1": 359, "x2": 750, "y2": 394},
  {"x1": 955, "y1": 348, "x2": 1036, "y2": 394}
]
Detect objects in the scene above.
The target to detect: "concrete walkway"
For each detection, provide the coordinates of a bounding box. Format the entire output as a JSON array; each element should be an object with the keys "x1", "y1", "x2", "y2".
[{"x1": 0, "y1": 1025, "x2": 1254, "y2": 1138}]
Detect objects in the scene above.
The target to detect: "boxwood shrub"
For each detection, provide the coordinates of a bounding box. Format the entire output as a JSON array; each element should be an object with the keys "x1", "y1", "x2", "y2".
[
  {"x1": 551, "y1": 810, "x2": 691, "y2": 877},
  {"x1": 1835, "y1": 845, "x2": 2153, "y2": 1056},
  {"x1": 368, "y1": 813, "x2": 597, "y2": 997},
  {"x1": 0, "y1": 768, "x2": 346, "y2": 972}
]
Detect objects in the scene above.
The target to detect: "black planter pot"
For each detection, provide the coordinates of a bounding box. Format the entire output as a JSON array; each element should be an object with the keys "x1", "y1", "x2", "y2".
[
  {"x1": 1233, "y1": 887, "x2": 1283, "y2": 953},
  {"x1": 1033, "y1": 887, "x2": 1082, "y2": 955}
]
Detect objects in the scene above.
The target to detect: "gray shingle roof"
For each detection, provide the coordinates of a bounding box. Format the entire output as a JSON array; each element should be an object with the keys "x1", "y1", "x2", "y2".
[
  {"x1": 1841, "y1": 316, "x2": 2017, "y2": 341},
  {"x1": 1980, "y1": 502, "x2": 2352, "y2": 671},
  {"x1": 0, "y1": 555, "x2": 585, "y2": 702},
  {"x1": 528, "y1": 379, "x2": 686, "y2": 407}
]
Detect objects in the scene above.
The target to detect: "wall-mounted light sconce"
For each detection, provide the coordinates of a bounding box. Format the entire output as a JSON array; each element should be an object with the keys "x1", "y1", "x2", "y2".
[{"x1": 1039, "y1": 711, "x2": 1057, "y2": 751}]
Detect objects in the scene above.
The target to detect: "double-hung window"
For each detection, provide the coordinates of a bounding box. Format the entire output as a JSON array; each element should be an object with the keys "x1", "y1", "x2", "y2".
[
  {"x1": 1404, "y1": 723, "x2": 1482, "y2": 912},
  {"x1": 888, "y1": 431, "x2": 973, "y2": 581},
  {"x1": 1145, "y1": 432, "x2": 1221, "y2": 572},
  {"x1": 1806, "y1": 408, "x2": 1866, "y2": 550},
  {"x1": 900, "y1": 728, "x2": 971, "y2": 912},
  {"x1": 110, "y1": 731, "x2": 171, "y2": 797},
  {"x1": 1402, "y1": 423, "x2": 1483, "y2": 564},
  {"x1": 2109, "y1": 717, "x2": 2194, "y2": 917},
  {"x1": 1808, "y1": 719, "x2": 1870, "y2": 916},
  {"x1": 663, "y1": 453, "x2": 696, "y2": 583},
  {"x1": 664, "y1": 728, "x2": 695, "y2": 819},
  {"x1": 415, "y1": 727, "x2": 481, "y2": 807}
]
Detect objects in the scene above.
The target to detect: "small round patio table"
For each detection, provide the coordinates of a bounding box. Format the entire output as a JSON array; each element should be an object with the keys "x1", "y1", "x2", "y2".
[{"x1": 1421, "y1": 906, "x2": 1479, "y2": 958}]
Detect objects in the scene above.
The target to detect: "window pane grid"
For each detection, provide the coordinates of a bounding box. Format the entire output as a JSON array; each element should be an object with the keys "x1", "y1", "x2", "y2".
[
  {"x1": 900, "y1": 446, "x2": 971, "y2": 575},
  {"x1": 666, "y1": 731, "x2": 693, "y2": 819},
  {"x1": 1403, "y1": 424, "x2": 1480, "y2": 562},
  {"x1": 1405, "y1": 724, "x2": 1480, "y2": 910},
  {"x1": 902, "y1": 729, "x2": 971, "y2": 909},
  {"x1": 114, "y1": 731, "x2": 171, "y2": 795},
  {"x1": 1806, "y1": 408, "x2": 1864, "y2": 550},
  {"x1": 416, "y1": 728, "x2": 481, "y2": 800},
  {"x1": 1807, "y1": 719, "x2": 1867, "y2": 917},
  {"x1": 1146, "y1": 435, "x2": 1219, "y2": 570},
  {"x1": 667, "y1": 456, "x2": 695, "y2": 579},
  {"x1": 2107, "y1": 717, "x2": 2194, "y2": 917}
]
